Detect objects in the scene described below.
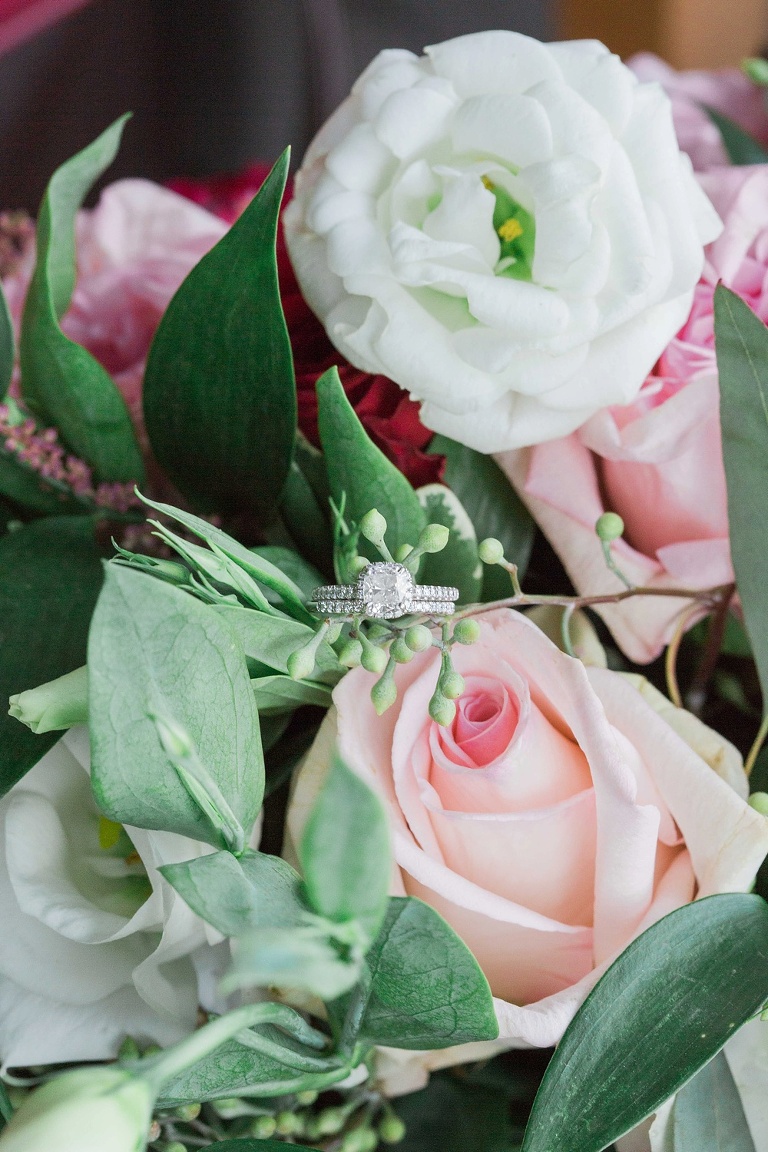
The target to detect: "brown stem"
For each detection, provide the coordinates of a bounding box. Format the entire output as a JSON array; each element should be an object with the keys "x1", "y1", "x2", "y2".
[{"x1": 458, "y1": 582, "x2": 733, "y2": 619}]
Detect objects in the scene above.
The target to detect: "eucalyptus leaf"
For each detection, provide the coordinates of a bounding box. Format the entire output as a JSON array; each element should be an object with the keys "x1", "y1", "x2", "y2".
[
  {"x1": 227, "y1": 927, "x2": 360, "y2": 1000},
  {"x1": 316, "y1": 366, "x2": 426, "y2": 559},
  {"x1": 673, "y1": 1051, "x2": 756, "y2": 1151},
  {"x1": 0, "y1": 280, "x2": 13, "y2": 399},
  {"x1": 430, "y1": 432, "x2": 534, "y2": 599},
  {"x1": 143, "y1": 151, "x2": 296, "y2": 521},
  {"x1": 19, "y1": 116, "x2": 144, "y2": 482},
  {"x1": 416, "y1": 483, "x2": 482, "y2": 603},
  {"x1": 520, "y1": 894, "x2": 768, "y2": 1152},
  {"x1": 300, "y1": 754, "x2": 390, "y2": 938},
  {"x1": 252, "y1": 675, "x2": 333, "y2": 714},
  {"x1": 395, "y1": 1070, "x2": 520, "y2": 1152},
  {"x1": 0, "y1": 517, "x2": 103, "y2": 798},
  {"x1": 161, "y1": 849, "x2": 306, "y2": 936},
  {"x1": 88, "y1": 565, "x2": 264, "y2": 845},
  {"x1": 715, "y1": 285, "x2": 768, "y2": 715},
  {"x1": 214, "y1": 605, "x2": 341, "y2": 681},
  {"x1": 704, "y1": 106, "x2": 768, "y2": 165}
]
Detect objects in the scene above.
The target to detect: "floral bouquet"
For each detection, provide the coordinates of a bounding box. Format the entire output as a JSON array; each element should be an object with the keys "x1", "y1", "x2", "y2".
[{"x1": 3, "y1": 28, "x2": 768, "y2": 1152}]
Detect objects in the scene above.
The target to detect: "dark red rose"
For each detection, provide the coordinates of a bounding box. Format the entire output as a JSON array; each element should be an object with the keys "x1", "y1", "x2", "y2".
[{"x1": 167, "y1": 166, "x2": 443, "y2": 489}]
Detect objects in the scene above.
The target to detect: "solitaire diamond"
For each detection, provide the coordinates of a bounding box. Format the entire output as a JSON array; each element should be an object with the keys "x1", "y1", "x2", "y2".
[{"x1": 360, "y1": 562, "x2": 413, "y2": 619}]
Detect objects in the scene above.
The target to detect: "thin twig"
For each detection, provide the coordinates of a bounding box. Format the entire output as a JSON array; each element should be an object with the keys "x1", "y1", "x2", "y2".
[
  {"x1": 665, "y1": 601, "x2": 704, "y2": 708},
  {"x1": 745, "y1": 714, "x2": 768, "y2": 778}
]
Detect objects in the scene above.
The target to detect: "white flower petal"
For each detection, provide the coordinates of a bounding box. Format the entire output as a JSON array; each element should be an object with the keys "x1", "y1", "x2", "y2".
[
  {"x1": 426, "y1": 30, "x2": 561, "y2": 97},
  {"x1": 548, "y1": 40, "x2": 636, "y2": 136},
  {"x1": 451, "y1": 93, "x2": 553, "y2": 168},
  {"x1": 422, "y1": 172, "x2": 499, "y2": 269},
  {"x1": 325, "y1": 122, "x2": 395, "y2": 194},
  {"x1": 374, "y1": 82, "x2": 458, "y2": 162}
]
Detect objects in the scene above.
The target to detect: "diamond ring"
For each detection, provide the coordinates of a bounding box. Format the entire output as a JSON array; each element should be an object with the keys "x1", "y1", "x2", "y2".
[{"x1": 311, "y1": 562, "x2": 459, "y2": 620}]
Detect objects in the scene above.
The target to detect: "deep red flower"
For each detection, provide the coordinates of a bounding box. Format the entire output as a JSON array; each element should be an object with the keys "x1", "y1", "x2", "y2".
[{"x1": 168, "y1": 166, "x2": 443, "y2": 489}]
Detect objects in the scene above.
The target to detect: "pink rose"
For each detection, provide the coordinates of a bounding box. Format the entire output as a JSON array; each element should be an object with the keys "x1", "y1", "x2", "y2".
[
  {"x1": 499, "y1": 164, "x2": 768, "y2": 664},
  {"x1": 287, "y1": 610, "x2": 768, "y2": 1091},
  {"x1": 629, "y1": 53, "x2": 768, "y2": 171}
]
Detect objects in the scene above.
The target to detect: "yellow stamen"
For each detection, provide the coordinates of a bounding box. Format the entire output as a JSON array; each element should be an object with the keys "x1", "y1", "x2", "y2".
[
  {"x1": 498, "y1": 218, "x2": 524, "y2": 243},
  {"x1": 98, "y1": 815, "x2": 122, "y2": 850},
  {"x1": 481, "y1": 175, "x2": 494, "y2": 191},
  {"x1": 125, "y1": 851, "x2": 142, "y2": 866}
]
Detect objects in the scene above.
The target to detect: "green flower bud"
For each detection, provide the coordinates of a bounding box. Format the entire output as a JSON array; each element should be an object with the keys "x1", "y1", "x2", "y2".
[
  {"x1": 287, "y1": 645, "x2": 317, "y2": 682},
  {"x1": 749, "y1": 792, "x2": 768, "y2": 816},
  {"x1": 429, "y1": 691, "x2": 456, "y2": 727},
  {"x1": 744, "y1": 56, "x2": 768, "y2": 86},
  {"x1": 595, "y1": 512, "x2": 624, "y2": 542},
  {"x1": 341, "y1": 1127, "x2": 379, "y2": 1152},
  {"x1": 326, "y1": 621, "x2": 344, "y2": 644},
  {"x1": 163, "y1": 1144, "x2": 188, "y2": 1152},
  {"x1": 379, "y1": 1113, "x2": 407, "y2": 1144},
  {"x1": 295, "y1": 1089, "x2": 319, "y2": 1106},
  {"x1": 249, "y1": 1114, "x2": 278, "y2": 1139},
  {"x1": 391, "y1": 638, "x2": 415, "y2": 664},
  {"x1": 418, "y1": 523, "x2": 450, "y2": 554},
  {"x1": 360, "y1": 509, "x2": 388, "y2": 546},
  {"x1": 0, "y1": 1067, "x2": 154, "y2": 1152},
  {"x1": 452, "y1": 618, "x2": 480, "y2": 645},
  {"x1": 371, "y1": 673, "x2": 398, "y2": 715},
  {"x1": 275, "y1": 1110, "x2": 304, "y2": 1136},
  {"x1": 405, "y1": 624, "x2": 433, "y2": 652},
  {"x1": 173, "y1": 1102, "x2": 201, "y2": 1121},
  {"x1": 361, "y1": 637, "x2": 388, "y2": 675},
  {"x1": 117, "y1": 1036, "x2": 140, "y2": 1062},
  {"x1": 316, "y1": 1107, "x2": 348, "y2": 1136},
  {"x1": 351, "y1": 555, "x2": 370, "y2": 576},
  {"x1": 8, "y1": 665, "x2": 89, "y2": 735},
  {"x1": 440, "y1": 671, "x2": 465, "y2": 700},
  {"x1": 478, "y1": 537, "x2": 504, "y2": 565},
  {"x1": 338, "y1": 637, "x2": 364, "y2": 668}
]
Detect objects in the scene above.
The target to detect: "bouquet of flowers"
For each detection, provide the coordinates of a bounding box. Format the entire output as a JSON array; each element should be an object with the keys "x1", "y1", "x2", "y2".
[{"x1": 3, "y1": 28, "x2": 768, "y2": 1152}]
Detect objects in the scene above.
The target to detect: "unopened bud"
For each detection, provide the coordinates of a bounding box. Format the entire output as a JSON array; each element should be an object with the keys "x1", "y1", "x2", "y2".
[
  {"x1": 429, "y1": 691, "x2": 456, "y2": 727},
  {"x1": 350, "y1": 555, "x2": 370, "y2": 576},
  {"x1": 360, "y1": 636, "x2": 388, "y2": 675},
  {"x1": 316, "y1": 1107, "x2": 348, "y2": 1136},
  {"x1": 744, "y1": 56, "x2": 768, "y2": 86},
  {"x1": 360, "y1": 509, "x2": 388, "y2": 546},
  {"x1": 295, "y1": 1090, "x2": 318, "y2": 1106},
  {"x1": 418, "y1": 523, "x2": 450, "y2": 554},
  {"x1": 338, "y1": 637, "x2": 363, "y2": 668},
  {"x1": 250, "y1": 1114, "x2": 277, "y2": 1138},
  {"x1": 379, "y1": 1113, "x2": 407, "y2": 1144},
  {"x1": 174, "y1": 1102, "x2": 200, "y2": 1121},
  {"x1": 452, "y1": 618, "x2": 480, "y2": 645},
  {"x1": 287, "y1": 645, "x2": 317, "y2": 682},
  {"x1": 371, "y1": 672, "x2": 398, "y2": 715},
  {"x1": 749, "y1": 792, "x2": 768, "y2": 816},
  {"x1": 478, "y1": 537, "x2": 504, "y2": 565},
  {"x1": 405, "y1": 624, "x2": 433, "y2": 652},
  {"x1": 152, "y1": 713, "x2": 195, "y2": 759},
  {"x1": 440, "y1": 671, "x2": 465, "y2": 700},
  {"x1": 595, "y1": 512, "x2": 624, "y2": 542},
  {"x1": 341, "y1": 1127, "x2": 378, "y2": 1152},
  {"x1": 164, "y1": 1144, "x2": 188, "y2": 1152},
  {"x1": 275, "y1": 1110, "x2": 303, "y2": 1136},
  {"x1": 390, "y1": 638, "x2": 415, "y2": 664},
  {"x1": 9, "y1": 665, "x2": 89, "y2": 735}
]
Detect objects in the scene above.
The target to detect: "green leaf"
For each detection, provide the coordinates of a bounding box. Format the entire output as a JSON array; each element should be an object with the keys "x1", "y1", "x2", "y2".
[
  {"x1": 0, "y1": 1077, "x2": 13, "y2": 1129},
  {"x1": 88, "y1": 565, "x2": 264, "y2": 845},
  {"x1": 143, "y1": 151, "x2": 296, "y2": 521},
  {"x1": 673, "y1": 1051, "x2": 756, "y2": 1151},
  {"x1": 352, "y1": 897, "x2": 498, "y2": 1049},
  {"x1": 520, "y1": 894, "x2": 768, "y2": 1152},
  {"x1": 0, "y1": 517, "x2": 103, "y2": 798},
  {"x1": 430, "y1": 432, "x2": 534, "y2": 600},
  {"x1": 252, "y1": 674, "x2": 333, "y2": 714},
  {"x1": 0, "y1": 280, "x2": 13, "y2": 400},
  {"x1": 300, "y1": 754, "x2": 390, "y2": 938},
  {"x1": 251, "y1": 546, "x2": 324, "y2": 601},
  {"x1": 212, "y1": 1142, "x2": 315, "y2": 1151},
  {"x1": 279, "y1": 457, "x2": 334, "y2": 575},
  {"x1": 715, "y1": 285, "x2": 768, "y2": 716},
  {"x1": 316, "y1": 366, "x2": 426, "y2": 558},
  {"x1": 395, "y1": 1070, "x2": 520, "y2": 1152},
  {"x1": 161, "y1": 848, "x2": 306, "y2": 936},
  {"x1": 19, "y1": 116, "x2": 144, "y2": 483},
  {"x1": 0, "y1": 447, "x2": 91, "y2": 515},
  {"x1": 704, "y1": 106, "x2": 768, "y2": 165},
  {"x1": 416, "y1": 483, "x2": 482, "y2": 603},
  {"x1": 213, "y1": 605, "x2": 340, "y2": 680},
  {"x1": 228, "y1": 927, "x2": 361, "y2": 1001}
]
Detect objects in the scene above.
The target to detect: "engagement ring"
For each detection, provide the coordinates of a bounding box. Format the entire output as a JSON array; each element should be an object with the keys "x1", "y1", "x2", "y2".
[{"x1": 311, "y1": 562, "x2": 459, "y2": 620}]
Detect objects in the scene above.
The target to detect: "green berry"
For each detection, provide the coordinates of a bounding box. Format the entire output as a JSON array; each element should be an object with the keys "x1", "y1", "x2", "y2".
[
  {"x1": 749, "y1": 792, "x2": 768, "y2": 816},
  {"x1": 391, "y1": 637, "x2": 415, "y2": 664},
  {"x1": 379, "y1": 1113, "x2": 407, "y2": 1144},
  {"x1": 478, "y1": 537, "x2": 504, "y2": 564},
  {"x1": 296, "y1": 1089, "x2": 319, "y2": 1106},
  {"x1": 174, "y1": 1102, "x2": 201, "y2": 1121},
  {"x1": 744, "y1": 56, "x2": 768, "y2": 86},
  {"x1": 316, "y1": 1107, "x2": 348, "y2": 1136},
  {"x1": 371, "y1": 675, "x2": 398, "y2": 715},
  {"x1": 351, "y1": 555, "x2": 370, "y2": 576},
  {"x1": 595, "y1": 512, "x2": 624, "y2": 542},
  {"x1": 341, "y1": 1128, "x2": 379, "y2": 1152},
  {"x1": 287, "y1": 645, "x2": 316, "y2": 682},
  {"x1": 452, "y1": 618, "x2": 480, "y2": 645},
  {"x1": 405, "y1": 624, "x2": 433, "y2": 652},
  {"x1": 163, "y1": 1143, "x2": 188, "y2": 1152},
  {"x1": 440, "y1": 671, "x2": 465, "y2": 700},
  {"x1": 338, "y1": 637, "x2": 363, "y2": 668},
  {"x1": 360, "y1": 508, "x2": 388, "y2": 545},
  {"x1": 250, "y1": 1114, "x2": 278, "y2": 1138},
  {"x1": 361, "y1": 640, "x2": 388, "y2": 675},
  {"x1": 275, "y1": 1109, "x2": 303, "y2": 1136},
  {"x1": 418, "y1": 523, "x2": 450, "y2": 554},
  {"x1": 429, "y1": 692, "x2": 456, "y2": 726}
]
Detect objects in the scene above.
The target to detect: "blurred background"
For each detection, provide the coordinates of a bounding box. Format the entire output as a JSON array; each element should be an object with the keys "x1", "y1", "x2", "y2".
[{"x1": 0, "y1": 0, "x2": 766, "y2": 209}]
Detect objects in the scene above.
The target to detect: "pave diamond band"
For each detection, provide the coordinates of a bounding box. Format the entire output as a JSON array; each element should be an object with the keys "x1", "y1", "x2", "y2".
[{"x1": 311, "y1": 562, "x2": 459, "y2": 620}]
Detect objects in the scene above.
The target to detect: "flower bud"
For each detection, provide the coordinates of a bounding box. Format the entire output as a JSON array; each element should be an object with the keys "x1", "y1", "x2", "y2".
[
  {"x1": 164, "y1": 1144, "x2": 188, "y2": 1152},
  {"x1": 287, "y1": 645, "x2": 318, "y2": 682},
  {"x1": 341, "y1": 1126, "x2": 378, "y2": 1152},
  {"x1": 0, "y1": 1067, "x2": 154, "y2": 1152},
  {"x1": 315, "y1": 1107, "x2": 348, "y2": 1136},
  {"x1": 404, "y1": 624, "x2": 433, "y2": 652},
  {"x1": 440, "y1": 671, "x2": 465, "y2": 701},
  {"x1": 744, "y1": 56, "x2": 768, "y2": 86},
  {"x1": 275, "y1": 1110, "x2": 303, "y2": 1136},
  {"x1": 360, "y1": 636, "x2": 388, "y2": 675},
  {"x1": 350, "y1": 555, "x2": 370, "y2": 576},
  {"x1": 371, "y1": 672, "x2": 398, "y2": 715},
  {"x1": 595, "y1": 512, "x2": 624, "y2": 542},
  {"x1": 295, "y1": 1089, "x2": 319, "y2": 1106},
  {"x1": 174, "y1": 1102, "x2": 201, "y2": 1121},
  {"x1": 8, "y1": 665, "x2": 89, "y2": 735},
  {"x1": 749, "y1": 792, "x2": 768, "y2": 816},
  {"x1": 390, "y1": 638, "x2": 415, "y2": 664},
  {"x1": 452, "y1": 618, "x2": 480, "y2": 645},
  {"x1": 478, "y1": 537, "x2": 504, "y2": 565},
  {"x1": 418, "y1": 523, "x2": 450, "y2": 554},
  {"x1": 379, "y1": 1113, "x2": 407, "y2": 1144},
  {"x1": 359, "y1": 509, "x2": 388, "y2": 547},
  {"x1": 429, "y1": 691, "x2": 456, "y2": 727},
  {"x1": 337, "y1": 637, "x2": 363, "y2": 668},
  {"x1": 249, "y1": 1114, "x2": 277, "y2": 1138}
]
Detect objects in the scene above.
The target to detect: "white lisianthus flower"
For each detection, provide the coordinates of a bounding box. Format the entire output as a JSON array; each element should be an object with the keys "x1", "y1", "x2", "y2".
[
  {"x1": 0, "y1": 728, "x2": 229, "y2": 1070},
  {"x1": 284, "y1": 31, "x2": 722, "y2": 451}
]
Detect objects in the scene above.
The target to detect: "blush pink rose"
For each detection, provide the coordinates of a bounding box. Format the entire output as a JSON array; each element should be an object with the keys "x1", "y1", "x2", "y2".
[
  {"x1": 629, "y1": 53, "x2": 768, "y2": 172},
  {"x1": 499, "y1": 164, "x2": 768, "y2": 664},
  {"x1": 287, "y1": 610, "x2": 768, "y2": 1091}
]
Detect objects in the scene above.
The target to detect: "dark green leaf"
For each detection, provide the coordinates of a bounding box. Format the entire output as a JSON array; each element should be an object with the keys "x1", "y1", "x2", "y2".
[
  {"x1": 715, "y1": 285, "x2": 768, "y2": 715},
  {"x1": 521, "y1": 894, "x2": 768, "y2": 1152},
  {"x1": 395, "y1": 1070, "x2": 520, "y2": 1152},
  {"x1": 0, "y1": 1077, "x2": 13, "y2": 1129},
  {"x1": 316, "y1": 366, "x2": 426, "y2": 558},
  {"x1": 673, "y1": 1051, "x2": 756, "y2": 1151},
  {"x1": 88, "y1": 565, "x2": 264, "y2": 844},
  {"x1": 143, "y1": 152, "x2": 296, "y2": 520},
  {"x1": 0, "y1": 517, "x2": 103, "y2": 798},
  {"x1": 0, "y1": 447, "x2": 90, "y2": 515},
  {"x1": 0, "y1": 280, "x2": 13, "y2": 399},
  {"x1": 430, "y1": 432, "x2": 534, "y2": 599},
  {"x1": 279, "y1": 458, "x2": 334, "y2": 575},
  {"x1": 353, "y1": 897, "x2": 498, "y2": 1049},
  {"x1": 704, "y1": 106, "x2": 768, "y2": 165},
  {"x1": 300, "y1": 754, "x2": 390, "y2": 938},
  {"x1": 161, "y1": 849, "x2": 305, "y2": 936},
  {"x1": 19, "y1": 116, "x2": 144, "y2": 483},
  {"x1": 417, "y1": 483, "x2": 482, "y2": 603}
]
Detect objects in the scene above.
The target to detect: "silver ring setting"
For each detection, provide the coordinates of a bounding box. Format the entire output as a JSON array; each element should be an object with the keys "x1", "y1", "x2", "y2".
[{"x1": 311, "y1": 561, "x2": 459, "y2": 620}]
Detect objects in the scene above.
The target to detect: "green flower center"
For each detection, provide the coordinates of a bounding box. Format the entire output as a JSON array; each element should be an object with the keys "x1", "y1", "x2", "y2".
[{"x1": 483, "y1": 177, "x2": 536, "y2": 282}]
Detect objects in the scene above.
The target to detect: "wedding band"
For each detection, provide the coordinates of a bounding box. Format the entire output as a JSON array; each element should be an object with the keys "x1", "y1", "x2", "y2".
[{"x1": 311, "y1": 561, "x2": 459, "y2": 620}]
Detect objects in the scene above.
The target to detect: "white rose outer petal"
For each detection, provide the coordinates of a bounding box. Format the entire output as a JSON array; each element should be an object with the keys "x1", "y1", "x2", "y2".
[{"x1": 284, "y1": 30, "x2": 723, "y2": 452}]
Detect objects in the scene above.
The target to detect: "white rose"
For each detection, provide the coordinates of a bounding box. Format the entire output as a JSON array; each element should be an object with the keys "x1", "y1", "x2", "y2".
[
  {"x1": 0, "y1": 728, "x2": 229, "y2": 1070},
  {"x1": 284, "y1": 31, "x2": 722, "y2": 451}
]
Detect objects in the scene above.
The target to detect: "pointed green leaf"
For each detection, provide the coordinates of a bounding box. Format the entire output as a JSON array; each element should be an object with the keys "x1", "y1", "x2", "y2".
[
  {"x1": 673, "y1": 1051, "x2": 756, "y2": 1151},
  {"x1": 19, "y1": 116, "x2": 144, "y2": 483},
  {"x1": 317, "y1": 366, "x2": 426, "y2": 557},
  {"x1": 252, "y1": 675, "x2": 333, "y2": 714},
  {"x1": 704, "y1": 106, "x2": 768, "y2": 165},
  {"x1": 88, "y1": 564, "x2": 264, "y2": 845},
  {"x1": 715, "y1": 285, "x2": 768, "y2": 715},
  {"x1": 521, "y1": 894, "x2": 768, "y2": 1152},
  {"x1": 417, "y1": 483, "x2": 482, "y2": 603},
  {"x1": 143, "y1": 151, "x2": 296, "y2": 520},
  {"x1": 0, "y1": 280, "x2": 13, "y2": 399},
  {"x1": 1, "y1": 517, "x2": 103, "y2": 798}
]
